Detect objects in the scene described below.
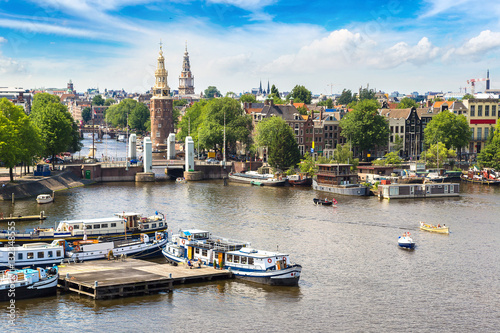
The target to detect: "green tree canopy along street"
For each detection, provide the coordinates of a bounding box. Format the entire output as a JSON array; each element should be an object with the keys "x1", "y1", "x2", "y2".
[
  {"x1": 106, "y1": 99, "x2": 151, "y2": 132},
  {"x1": 423, "y1": 110, "x2": 470, "y2": 151}
]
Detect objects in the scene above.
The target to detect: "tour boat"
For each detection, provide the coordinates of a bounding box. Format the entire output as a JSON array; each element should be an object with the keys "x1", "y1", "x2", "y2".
[
  {"x1": 0, "y1": 211, "x2": 168, "y2": 244},
  {"x1": 65, "y1": 231, "x2": 167, "y2": 262},
  {"x1": 36, "y1": 193, "x2": 54, "y2": 204},
  {"x1": 228, "y1": 172, "x2": 286, "y2": 186},
  {"x1": 398, "y1": 232, "x2": 415, "y2": 249},
  {"x1": 419, "y1": 222, "x2": 449, "y2": 234},
  {"x1": 162, "y1": 229, "x2": 302, "y2": 286},
  {"x1": 0, "y1": 241, "x2": 65, "y2": 268},
  {"x1": 0, "y1": 266, "x2": 59, "y2": 301}
]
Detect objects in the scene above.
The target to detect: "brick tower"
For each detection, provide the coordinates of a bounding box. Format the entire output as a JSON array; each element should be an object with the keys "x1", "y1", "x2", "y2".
[
  {"x1": 178, "y1": 42, "x2": 195, "y2": 95},
  {"x1": 150, "y1": 43, "x2": 174, "y2": 151}
]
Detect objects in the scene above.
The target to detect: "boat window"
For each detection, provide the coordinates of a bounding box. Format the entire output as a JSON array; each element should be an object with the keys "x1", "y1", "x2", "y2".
[
  {"x1": 202, "y1": 250, "x2": 207, "y2": 257},
  {"x1": 85, "y1": 225, "x2": 92, "y2": 229},
  {"x1": 73, "y1": 225, "x2": 80, "y2": 230},
  {"x1": 57, "y1": 250, "x2": 61, "y2": 257},
  {"x1": 111, "y1": 223, "x2": 117, "y2": 228},
  {"x1": 227, "y1": 254, "x2": 233, "y2": 262},
  {"x1": 151, "y1": 223, "x2": 157, "y2": 228},
  {"x1": 38, "y1": 252, "x2": 44, "y2": 258},
  {"x1": 143, "y1": 224, "x2": 149, "y2": 229},
  {"x1": 48, "y1": 251, "x2": 53, "y2": 258},
  {"x1": 27, "y1": 252, "x2": 34, "y2": 259},
  {"x1": 94, "y1": 224, "x2": 100, "y2": 229},
  {"x1": 248, "y1": 257, "x2": 254, "y2": 265},
  {"x1": 234, "y1": 255, "x2": 240, "y2": 263},
  {"x1": 18, "y1": 253, "x2": 23, "y2": 260},
  {"x1": 241, "y1": 256, "x2": 247, "y2": 264},
  {"x1": 101, "y1": 224, "x2": 108, "y2": 228},
  {"x1": 159, "y1": 222, "x2": 163, "y2": 227}
]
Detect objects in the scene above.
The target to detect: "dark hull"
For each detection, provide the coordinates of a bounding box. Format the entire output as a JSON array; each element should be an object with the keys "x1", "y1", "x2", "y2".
[
  {"x1": 236, "y1": 275, "x2": 300, "y2": 286},
  {"x1": 0, "y1": 277, "x2": 57, "y2": 302},
  {"x1": 289, "y1": 178, "x2": 313, "y2": 186},
  {"x1": 313, "y1": 198, "x2": 333, "y2": 206}
]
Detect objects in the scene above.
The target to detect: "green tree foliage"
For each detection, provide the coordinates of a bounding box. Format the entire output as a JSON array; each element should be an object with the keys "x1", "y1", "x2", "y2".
[
  {"x1": 296, "y1": 106, "x2": 308, "y2": 115},
  {"x1": 0, "y1": 99, "x2": 41, "y2": 181},
  {"x1": 385, "y1": 152, "x2": 402, "y2": 165},
  {"x1": 423, "y1": 110, "x2": 470, "y2": 150},
  {"x1": 462, "y1": 94, "x2": 474, "y2": 100},
  {"x1": 333, "y1": 144, "x2": 358, "y2": 167},
  {"x1": 318, "y1": 99, "x2": 333, "y2": 108},
  {"x1": 204, "y1": 86, "x2": 221, "y2": 99},
  {"x1": 239, "y1": 94, "x2": 257, "y2": 103},
  {"x1": 337, "y1": 89, "x2": 354, "y2": 105},
  {"x1": 422, "y1": 142, "x2": 457, "y2": 168},
  {"x1": 177, "y1": 100, "x2": 208, "y2": 146},
  {"x1": 358, "y1": 87, "x2": 376, "y2": 101},
  {"x1": 340, "y1": 99, "x2": 389, "y2": 158},
  {"x1": 106, "y1": 99, "x2": 149, "y2": 132},
  {"x1": 397, "y1": 97, "x2": 418, "y2": 109},
  {"x1": 255, "y1": 116, "x2": 301, "y2": 170},
  {"x1": 173, "y1": 99, "x2": 188, "y2": 107},
  {"x1": 30, "y1": 94, "x2": 75, "y2": 167},
  {"x1": 270, "y1": 84, "x2": 280, "y2": 98},
  {"x1": 298, "y1": 152, "x2": 316, "y2": 175},
  {"x1": 198, "y1": 97, "x2": 253, "y2": 154},
  {"x1": 477, "y1": 122, "x2": 500, "y2": 169},
  {"x1": 92, "y1": 95, "x2": 105, "y2": 106},
  {"x1": 32, "y1": 93, "x2": 60, "y2": 111},
  {"x1": 393, "y1": 134, "x2": 404, "y2": 153},
  {"x1": 104, "y1": 98, "x2": 115, "y2": 106},
  {"x1": 289, "y1": 85, "x2": 312, "y2": 104},
  {"x1": 82, "y1": 107, "x2": 91, "y2": 123}
]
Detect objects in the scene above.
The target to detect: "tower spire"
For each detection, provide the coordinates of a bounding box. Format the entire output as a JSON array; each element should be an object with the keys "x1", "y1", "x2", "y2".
[{"x1": 178, "y1": 41, "x2": 195, "y2": 95}]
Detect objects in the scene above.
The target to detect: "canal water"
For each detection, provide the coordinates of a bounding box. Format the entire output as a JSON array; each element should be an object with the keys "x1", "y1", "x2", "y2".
[{"x1": 1, "y1": 180, "x2": 499, "y2": 332}]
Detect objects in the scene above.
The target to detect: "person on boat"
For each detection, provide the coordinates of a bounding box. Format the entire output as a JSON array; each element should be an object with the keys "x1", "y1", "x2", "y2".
[{"x1": 437, "y1": 224, "x2": 441, "y2": 228}]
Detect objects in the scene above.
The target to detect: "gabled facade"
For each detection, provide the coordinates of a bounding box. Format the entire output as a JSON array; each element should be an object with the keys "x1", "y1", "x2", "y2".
[{"x1": 462, "y1": 98, "x2": 499, "y2": 153}]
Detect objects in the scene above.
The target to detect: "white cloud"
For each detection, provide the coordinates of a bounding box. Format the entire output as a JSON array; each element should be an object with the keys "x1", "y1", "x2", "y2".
[
  {"x1": 455, "y1": 30, "x2": 500, "y2": 56},
  {"x1": 207, "y1": 0, "x2": 277, "y2": 11},
  {"x1": 369, "y1": 37, "x2": 440, "y2": 68},
  {"x1": 0, "y1": 18, "x2": 109, "y2": 39},
  {"x1": 419, "y1": 0, "x2": 471, "y2": 18},
  {"x1": 0, "y1": 52, "x2": 26, "y2": 75},
  {"x1": 0, "y1": 37, "x2": 6, "y2": 43}
]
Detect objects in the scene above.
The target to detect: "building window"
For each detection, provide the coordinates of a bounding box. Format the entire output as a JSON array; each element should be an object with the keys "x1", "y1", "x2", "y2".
[
  {"x1": 156, "y1": 132, "x2": 160, "y2": 137},
  {"x1": 400, "y1": 126, "x2": 404, "y2": 133},
  {"x1": 484, "y1": 127, "x2": 489, "y2": 140},
  {"x1": 158, "y1": 123, "x2": 162, "y2": 128},
  {"x1": 477, "y1": 128, "x2": 482, "y2": 140},
  {"x1": 492, "y1": 105, "x2": 497, "y2": 117},
  {"x1": 485, "y1": 105, "x2": 490, "y2": 116},
  {"x1": 390, "y1": 126, "x2": 393, "y2": 133},
  {"x1": 470, "y1": 128, "x2": 474, "y2": 139},
  {"x1": 470, "y1": 105, "x2": 475, "y2": 116},
  {"x1": 478, "y1": 105, "x2": 482, "y2": 117}
]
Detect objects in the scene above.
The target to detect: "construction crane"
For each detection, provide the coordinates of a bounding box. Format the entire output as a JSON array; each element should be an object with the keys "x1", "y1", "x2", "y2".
[{"x1": 467, "y1": 77, "x2": 488, "y2": 94}]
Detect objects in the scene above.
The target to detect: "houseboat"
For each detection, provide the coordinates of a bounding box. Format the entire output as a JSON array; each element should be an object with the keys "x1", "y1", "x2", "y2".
[
  {"x1": 162, "y1": 229, "x2": 302, "y2": 286},
  {"x1": 0, "y1": 266, "x2": 59, "y2": 301},
  {"x1": 228, "y1": 172, "x2": 286, "y2": 186},
  {"x1": 0, "y1": 241, "x2": 65, "y2": 268},
  {"x1": 313, "y1": 164, "x2": 369, "y2": 196},
  {"x1": 287, "y1": 173, "x2": 312, "y2": 186},
  {"x1": 0, "y1": 212, "x2": 168, "y2": 244},
  {"x1": 65, "y1": 231, "x2": 167, "y2": 262},
  {"x1": 461, "y1": 169, "x2": 500, "y2": 185},
  {"x1": 378, "y1": 183, "x2": 459, "y2": 199}
]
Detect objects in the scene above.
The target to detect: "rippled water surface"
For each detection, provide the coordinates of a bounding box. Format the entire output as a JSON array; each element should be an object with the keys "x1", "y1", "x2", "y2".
[{"x1": 1, "y1": 181, "x2": 499, "y2": 332}]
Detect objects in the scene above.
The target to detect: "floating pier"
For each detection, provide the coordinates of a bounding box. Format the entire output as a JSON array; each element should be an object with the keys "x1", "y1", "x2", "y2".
[
  {"x1": 0, "y1": 212, "x2": 47, "y2": 222},
  {"x1": 57, "y1": 258, "x2": 232, "y2": 299}
]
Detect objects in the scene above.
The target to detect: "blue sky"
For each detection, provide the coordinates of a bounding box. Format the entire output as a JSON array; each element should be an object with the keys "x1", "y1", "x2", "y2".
[{"x1": 1, "y1": 0, "x2": 500, "y2": 95}]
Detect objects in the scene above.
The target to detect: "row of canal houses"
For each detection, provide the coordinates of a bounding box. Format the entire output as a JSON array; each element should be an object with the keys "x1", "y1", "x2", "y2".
[{"x1": 243, "y1": 98, "x2": 500, "y2": 160}]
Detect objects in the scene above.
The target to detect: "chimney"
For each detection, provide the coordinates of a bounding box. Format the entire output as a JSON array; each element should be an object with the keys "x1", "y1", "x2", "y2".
[
  {"x1": 264, "y1": 99, "x2": 269, "y2": 106},
  {"x1": 270, "y1": 99, "x2": 274, "y2": 106},
  {"x1": 487, "y1": 69, "x2": 490, "y2": 90},
  {"x1": 320, "y1": 107, "x2": 323, "y2": 120}
]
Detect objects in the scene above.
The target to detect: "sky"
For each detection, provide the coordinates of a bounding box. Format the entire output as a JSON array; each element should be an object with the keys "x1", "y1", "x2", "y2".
[{"x1": 1, "y1": 0, "x2": 500, "y2": 96}]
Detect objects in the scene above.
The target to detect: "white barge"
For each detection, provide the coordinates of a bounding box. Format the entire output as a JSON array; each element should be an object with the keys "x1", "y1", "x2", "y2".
[{"x1": 379, "y1": 183, "x2": 460, "y2": 199}]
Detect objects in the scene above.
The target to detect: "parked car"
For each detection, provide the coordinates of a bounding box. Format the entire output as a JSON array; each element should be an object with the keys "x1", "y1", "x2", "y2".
[
  {"x1": 45, "y1": 157, "x2": 64, "y2": 164},
  {"x1": 206, "y1": 158, "x2": 219, "y2": 164}
]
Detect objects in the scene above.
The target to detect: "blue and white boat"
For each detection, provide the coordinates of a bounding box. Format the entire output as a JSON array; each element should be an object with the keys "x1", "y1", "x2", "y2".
[
  {"x1": 0, "y1": 241, "x2": 65, "y2": 269},
  {"x1": 398, "y1": 232, "x2": 415, "y2": 249},
  {"x1": 162, "y1": 229, "x2": 302, "y2": 286},
  {"x1": 65, "y1": 231, "x2": 167, "y2": 262},
  {"x1": 1, "y1": 266, "x2": 59, "y2": 301}
]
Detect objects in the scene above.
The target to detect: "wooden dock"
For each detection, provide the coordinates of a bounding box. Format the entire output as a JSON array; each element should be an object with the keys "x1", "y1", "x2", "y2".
[
  {"x1": 0, "y1": 212, "x2": 47, "y2": 222},
  {"x1": 57, "y1": 258, "x2": 232, "y2": 299}
]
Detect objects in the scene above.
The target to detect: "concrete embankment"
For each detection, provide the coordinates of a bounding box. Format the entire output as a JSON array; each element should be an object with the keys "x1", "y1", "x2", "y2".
[{"x1": 0, "y1": 170, "x2": 95, "y2": 201}]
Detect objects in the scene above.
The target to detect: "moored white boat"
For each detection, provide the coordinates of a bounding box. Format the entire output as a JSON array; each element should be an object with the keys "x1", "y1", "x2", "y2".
[
  {"x1": 398, "y1": 232, "x2": 415, "y2": 249},
  {"x1": 36, "y1": 193, "x2": 54, "y2": 204},
  {"x1": 228, "y1": 172, "x2": 286, "y2": 186},
  {"x1": 0, "y1": 241, "x2": 65, "y2": 269},
  {"x1": 419, "y1": 222, "x2": 449, "y2": 234},
  {"x1": 0, "y1": 266, "x2": 59, "y2": 301},
  {"x1": 162, "y1": 229, "x2": 301, "y2": 286}
]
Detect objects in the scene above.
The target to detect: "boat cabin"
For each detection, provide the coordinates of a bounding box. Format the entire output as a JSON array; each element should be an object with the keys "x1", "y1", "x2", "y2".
[
  {"x1": 379, "y1": 183, "x2": 460, "y2": 199},
  {"x1": 0, "y1": 242, "x2": 64, "y2": 267},
  {"x1": 316, "y1": 164, "x2": 359, "y2": 186}
]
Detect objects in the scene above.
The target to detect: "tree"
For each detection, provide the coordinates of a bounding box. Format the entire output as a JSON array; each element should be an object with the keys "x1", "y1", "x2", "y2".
[
  {"x1": 462, "y1": 94, "x2": 474, "y2": 100},
  {"x1": 240, "y1": 94, "x2": 257, "y2": 103},
  {"x1": 423, "y1": 110, "x2": 470, "y2": 154},
  {"x1": 255, "y1": 116, "x2": 301, "y2": 170},
  {"x1": 296, "y1": 106, "x2": 308, "y2": 115},
  {"x1": 398, "y1": 97, "x2": 418, "y2": 109},
  {"x1": 204, "y1": 86, "x2": 221, "y2": 99},
  {"x1": 333, "y1": 144, "x2": 357, "y2": 165},
  {"x1": 0, "y1": 98, "x2": 41, "y2": 181},
  {"x1": 104, "y1": 98, "x2": 115, "y2": 106},
  {"x1": 82, "y1": 107, "x2": 91, "y2": 123},
  {"x1": 289, "y1": 85, "x2": 312, "y2": 104},
  {"x1": 92, "y1": 95, "x2": 105, "y2": 106},
  {"x1": 337, "y1": 89, "x2": 354, "y2": 105},
  {"x1": 318, "y1": 99, "x2": 333, "y2": 108},
  {"x1": 270, "y1": 84, "x2": 280, "y2": 98},
  {"x1": 393, "y1": 134, "x2": 404, "y2": 154},
  {"x1": 477, "y1": 122, "x2": 500, "y2": 169},
  {"x1": 422, "y1": 142, "x2": 457, "y2": 168},
  {"x1": 340, "y1": 99, "x2": 389, "y2": 159},
  {"x1": 384, "y1": 152, "x2": 403, "y2": 165},
  {"x1": 30, "y1": 96, "x2": 75, "y2": 168},
  {"x1": 177, "y1": 100, "x2": 208, "y2": 145},
  {"x1": 173, "y1": 99, "x2": 188, "y2": 107},
  {"x1": 358, "y1": 87, "x2": 376, "y2": 101},
  {"x1": 106, "y1": 99, "x2": 149, "y2": 132}
]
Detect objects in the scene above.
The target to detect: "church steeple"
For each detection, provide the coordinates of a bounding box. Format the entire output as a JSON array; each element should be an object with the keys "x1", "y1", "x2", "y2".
[
  {"x1": 178, "y1": 41, "x2": 195, "y2": 95},
  {"x1": 153, "y1": 41, "x2": 170, "y2": 97}
]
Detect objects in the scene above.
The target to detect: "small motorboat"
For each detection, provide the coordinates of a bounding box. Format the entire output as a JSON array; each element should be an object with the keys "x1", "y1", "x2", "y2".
[
  {"x1": 419, "y1": 221, "x2": 449, "y2": 234},
  {"x1": 398, "y1": 232, "x2": 415, "y2": 249},
  {"x1": 313, "y1": 198, "x2": 334, "y2": 206},
  {"x1": 176, "y1": 177, "x2": 186, "y2": 183},
  {"x1": 36, "y1": 193, "x2": 54, "y2": 204}
]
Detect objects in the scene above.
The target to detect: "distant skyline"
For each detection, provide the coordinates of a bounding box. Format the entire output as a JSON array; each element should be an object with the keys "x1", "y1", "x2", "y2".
[{"x1": 1, "y1": 0, "x2": 499, "y2": 95}]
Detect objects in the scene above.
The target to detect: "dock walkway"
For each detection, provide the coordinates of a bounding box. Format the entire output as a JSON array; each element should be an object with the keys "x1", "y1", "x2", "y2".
[{"x1": 58, "y1": 258, "x2": 232, "y2": 299}]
